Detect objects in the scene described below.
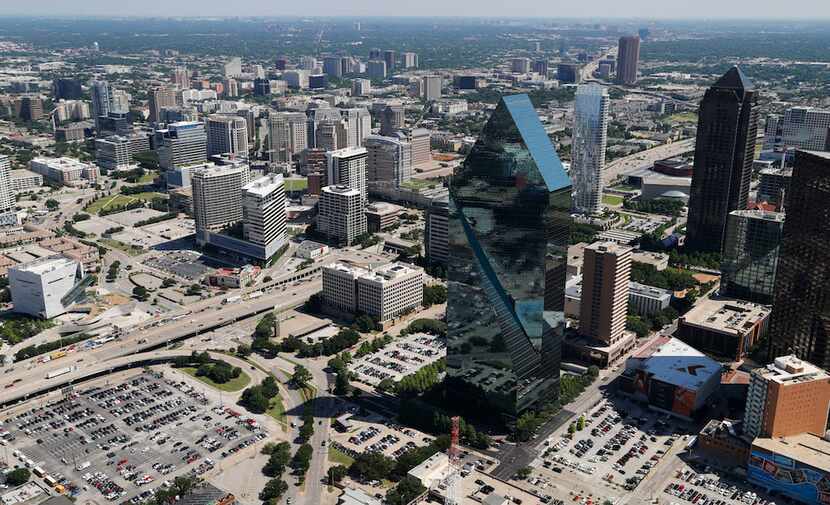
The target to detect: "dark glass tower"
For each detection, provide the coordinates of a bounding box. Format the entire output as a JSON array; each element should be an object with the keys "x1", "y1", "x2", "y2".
[
  {"x1": 720, "y1": 209, "x2": 784, "y2": 305},
  {"x1": 446, "y1": 94, "x2": 571, "y2": 418},
  {"x1": 768, "y1": 150, "x2": 830, "y2": 369},
  {"x1": 686, "y1": 67, "x2": 758, "y2": 253}
]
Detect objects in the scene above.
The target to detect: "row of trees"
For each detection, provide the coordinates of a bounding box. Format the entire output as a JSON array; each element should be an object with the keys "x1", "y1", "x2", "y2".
[
  {"x1": 625, "y1": 306, "x2": 680, "y2": 338},
  {"x1": 397, "y1": 400, "x2": 491, "y2": 449},
  {"x1": 381, "y1": 359, "x2": 446, "y2": 397},
  {"x1": 15, "y1": 332, "x2": 93, "y2": 362},
  {"x1": 422, "y1": 284, "x2": 448, "y2": 307}
]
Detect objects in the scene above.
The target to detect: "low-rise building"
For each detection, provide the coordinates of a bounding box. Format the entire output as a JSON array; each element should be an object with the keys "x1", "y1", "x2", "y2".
[
  {"x1": 9, "y1": 170, "x2": 43, "y2": 192},
  {"x1": 698, "y1": 419, "x2": 751, "y2": 468},
  {"x1": 631, "y1": 250, "x2": 669, "y2": 271},
  {"x1": 365, "y1": 202, "x2": 401, "y2": 232},
  {"x1": 628, "y1": 281, "x2": 672, "y2": 316},
  {"x1": 29, "y1": 157, "x2": 99, "y2": 187},
  {"x1": 295, "y1": 240, "x2": 329, "y2": 259},
  {"x1": 322, "y1": 261, "x2": 423, "y2": 323},
  {"x1": 205, "y1": 265, "x2": 260, "y2": 289},
  {"x1": 748, "y1": 433, "x2": 830, "y2": 505},
  {"x1": 9, "y1": 256, "x2": 85, "y2": 319},
  {"x1": 39, "y1": 237, "x2": 99, "y2": 273},
  {"x1": 677, "y1": 297, "x2": 771, "y2": 362}
]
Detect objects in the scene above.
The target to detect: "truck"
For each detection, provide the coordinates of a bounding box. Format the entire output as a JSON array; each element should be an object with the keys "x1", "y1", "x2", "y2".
[
  {"x1": 222, "y1": 296, "x2": 241, "y2": 305},
  {"x1": 50, "y1": 351, "x2": 67, "y2": 360},
  {"x1": 46, "y1": 366, "x2": 76, "y2": 379}
]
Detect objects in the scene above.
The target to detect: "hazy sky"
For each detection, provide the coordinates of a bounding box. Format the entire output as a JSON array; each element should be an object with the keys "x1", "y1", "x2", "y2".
[{"x1": 3, "y1": 0, "x2": 830, "y2": 19}]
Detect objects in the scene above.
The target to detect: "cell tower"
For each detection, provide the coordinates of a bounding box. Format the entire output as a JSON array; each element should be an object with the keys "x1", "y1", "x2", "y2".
[{"x1": 443, "y1": 416, "x2": 462, "y2": 505}]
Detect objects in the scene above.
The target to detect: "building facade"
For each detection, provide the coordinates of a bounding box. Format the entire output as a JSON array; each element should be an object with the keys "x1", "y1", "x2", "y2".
[
  {"x1": 318, "y1": 185, "x2": 367, "y2": 246},
  {"x1": 720, "y1": 209, "x2": 784, "y2": 305},
  {"x1": 192, "y1": 163, "x2": 245, "y2": 241},
  {"x1": 572, "y1": 84, "x2": 610, "y2": 215},
  {"x1": 364, "y1": 135, "x2": 412, "y2": 186},
  {"x1": 425, "y1": 195, "x2": 449, "y2": 267},
  {"x1": 9, "y1": 256, "x2": 84, "y2": 319},
  {"x1": 616, "y1": 36, "x2": 641, "y2": 85},
  {"x1": 579, "y1": 242, "x2": 632, "y2": 343},
  {"x1": 241, "y1": 174, "x2": 288, "y2": 260},
  {"x1": 326, "y1": 147, "x2": 368, "y2": 204},
  {"x1": 157, "y1": 121, "x2": 208, "y2": 170},
  {"x1": 207, "y1": 114, "x2": 249, "y2": 157},
  {"x1": 268, "y1": 112, "x2": 308, "y2": 163}
]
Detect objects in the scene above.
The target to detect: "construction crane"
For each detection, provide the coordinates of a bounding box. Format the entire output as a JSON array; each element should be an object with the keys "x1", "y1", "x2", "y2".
[{"x1": 442, "y1": 416, "x2": 462, "y2": 505}]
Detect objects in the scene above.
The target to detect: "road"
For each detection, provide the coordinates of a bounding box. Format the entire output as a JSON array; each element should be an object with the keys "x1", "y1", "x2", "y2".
[{"x1": 603, "y1": 137, "x2": 696, "y2": 185}]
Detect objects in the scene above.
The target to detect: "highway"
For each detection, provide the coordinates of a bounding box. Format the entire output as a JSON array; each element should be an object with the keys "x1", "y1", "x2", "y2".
[{"x1": 603, "y1": 137, "x2": 696, "y2": 185}]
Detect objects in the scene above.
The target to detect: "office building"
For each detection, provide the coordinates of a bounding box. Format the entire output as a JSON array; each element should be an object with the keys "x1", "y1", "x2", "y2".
[
  {"x1": 572, "y1": 84, "x2": 610, "y2": 215},
  {"x1": 149, "y1": 87, "x2": 177, "y2": 124},
  {"x1": 90, "y1": 80, "x2": 110, "y2": 129},
  {"x1": 425, "y1": 195, "x2": 448, "y2": 266},
  {"x1": 223, "y1": 78, "x2": 239, "y2": 97},
  {"x1": 157, "y1": 121, "x2": 207, "y2": 170},
  {"x1": 402, "y1": 52, "x2": 418, "y2": 69},
  {"x1": 380, "y1": 103, "x2": 405, "y2": 136},
  {"x1": 511, "y1": 57, "x2": 531, "y2": 74},
  {"x1": 283, "y1": 70, "x2": 309, "y2": 90},
  {"x1": 352, "y1": 79, "x2": 371, "y2": 97},
  {"x1": 686, "y1": 67, "x2": 758, "y2": 252},
  {"x1": 172, "y1": 67, "x2": 190, "y2": 89},
  {"x1": 768, "y1": 151, "x2": 830, "y2": 369},
  {"x1": 365, "y1": 135, "x2": 412, "y2": 185},
  {"x1": 757, "y1": 167, "x2": 792, "y2": 208},
  {"x1": 322, "y1": 261, "x2": 423, "y2": 322},
  {"x1": 532, "y1": 59, "x2": 549, "y2": 77},
  {"x1": 308, "y1": 74, "x2": 326, "y2": 89},
  {"x1": 9, "y1": 169, "x2": 42, "y2": 193},
  {"x1": 720, "y1": 209, "x2": 785, "y2": 305},
  {"x1": 366, "y1": 60, "x2": 387, "y2": 80},
  {"x1": 364, "y1": 202, "x2": 401, "y2": 232},
  {"x1": 9, "y1": 256, "x2": 85, "y2": 319},
  {"x1": 252, "y1": 78, "x2": 271, "y2": 96},
  {"x1": 678, "y1": 297, "x2": 771, "y2": 362},
  {"x1": 95, "y1": 135, "x2": 131, "y2": 172},
  {"x1": 341, "y1": 108, "x2": 372, "y2": 147},
  {"x1": 556, "y1": 63, "x2": 581, "y2": 84},
  {"x1": 224, "y1": 57, "x2": 242, "y2": 78},
  {"x1": 306, "y1": 106, "x2": 343, "y2": 149},
  {"x1": 579, "y1": 241, "x2": 632, "y2": 344},
  {"x1": 0, "y1": 156, "x2": 13, "y2": 224},
  {"x1": 268, "y1": 112, "x2": 307, "y2": 163},
  {"x1": 748, "y1": 433, "x2": 830, "y2": 505},
  {"x1": 315, "y1": 120, "x2": 349, "y2": 151},
  {"x1": 616, "y1": 36, "x2": 641, "y2": 85},
  {"x1": 109, "y1": 89, "x2": 129, "y2": 114},
  {"x1": 240, "y1": 174, "x2": 288, "y2": 260},
  {"x1": 743, "y1": 355, "x2": 830, "y2": 440},
  {"x1": 422, "y1": 75, "x2": 442, "y2": 102},
  {"x1": 383, "y1": 50, "x2": 396, "y2": 73},
  {"x1": 207, "y1": 114, "x2": 249, "y2": 157},
  {"x1": 446, "y1": 93, "x2": 572, "y2": 416},
  {"x1": 192, "y1": 163, "x2": 245, "y2": 242},
  {"x1": 29, "y1": 157, "x2": 98, "y2": 187},
  {"x1": 762, "y1": 106, "x2": 830, "y2": 152},
  {"x1": 398, "y1": 128, "x2": 431, "y2": 166},
  {"x1": 53, "y1": 100, "x2": 90, "y2": 122},
  {"x1": 326, "y1": 147, "x2": 367, "y2": 204},
  {"x1": 52, "y1": 78, "x2": 83, "y2": 100},
  {"x1": 318, "y1": 185, "x2": 366, "y2": 246},
  {"x1": 628, "y1": 282, "x2": 672, "y2": 317},
  {"x1": 323, "y1": 56, "x2": 343, "y2": 78}
]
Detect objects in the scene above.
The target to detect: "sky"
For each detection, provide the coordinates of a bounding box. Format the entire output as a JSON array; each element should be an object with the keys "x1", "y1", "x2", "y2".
[{"x1": 2, "y1": 0, "x2": 830, "y2": 19}]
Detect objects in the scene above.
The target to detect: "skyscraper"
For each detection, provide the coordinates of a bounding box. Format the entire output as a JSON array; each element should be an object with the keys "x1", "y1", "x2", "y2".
[
  {"x1": 762, "y1": 106, "x2": 830, "y2": 153},
  {"x1": 149, "y1": 87, "x2": 178, "y2": 124},
  {"x1": 318, "y1": 185, "x2": 367, "y2": 246},
  {"x1": 383, "y1": 50, "x2": 396, "y2": 73},
  {"x1": 446, "y1": 93, "x2": 572, "y2": 417},
  {"x1": 323, "y1": 56, "x2": 343, "y2": 78},
  {"x1": 720, "y1": 209, "x2": 784, "y2": 305},
  {"x1": 402, "y1": 52, "x2": 419, "y2": 69},
  {"x1": 157, "y1": 121, "x2": 208, "y2": 170},
  {"x1": 0, "y1": 155, "x2": 14, "y2": 225},
  {"x1": 172, "y1": 67, "x2": 190, "y2": 89},
  {"x1": 511, "y1": 57, "x2": 531, "y2": 74},
  {"x1": 268, "y1": 112, "x2": 307, "y2": 163},
  {"x1": 422, "y1": 75, "x2": 442, "y2": 102},
  {"x1": 91, "y1": 80, "x2": 110, "y2": 129},
  {"x1": 380, "y1": 103, "x2": 405, "y2": 136},
  {"x1": 425, "y1": 195, "x2": 449, "y2": 267},
  {"x1": 207, "y1": 115, "x2": 249, "y2": 158},
  {"x1": 340, "y1": 108, "x2": 372, "y2": 147},
  {"x1": 571, "y1": 84, "x2": 609, "y2": 215},
  {"x1": 326, "y1": 147, "x2": 368, "y2": 204},
  {"x1": 242, "y1": 174, "x2": 288, "y2": 259},
  {"x1": 767, "y1": 150, "x2": 830, "y2": 369},
  {"x1": 579, "y1": 242, "x2": 632, "y2": 344},
  {"x1": 364, "y1": 135, "x2": 412, "y2": 185},
  {"x1": 367, "y1": 60, "x2": 387, "y2": 80},
  {"x1": 52, "y1": 79, "x2": 83, "y2": 100},
  {"x1": 616, "y1": 36, "x2": 640, "y2": 85},
  {"x1": 685, "y1": 67, "x2": 758, "y2": 253},
  {"x1": 192, "y1": 163, "x2": 245, "y2": 241}
]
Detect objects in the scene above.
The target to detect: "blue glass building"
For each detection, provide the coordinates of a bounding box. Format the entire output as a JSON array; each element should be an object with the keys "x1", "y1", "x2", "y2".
[{"x1": 446, "y1": 94, "x2": 572, "y2": 417}]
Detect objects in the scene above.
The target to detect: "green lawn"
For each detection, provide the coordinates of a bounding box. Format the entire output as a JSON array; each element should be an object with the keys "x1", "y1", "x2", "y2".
[
  {"x1": 328, "y1": 446, "x2": 355, "y2": 467},
  {"x1": 100, "y1": 238, "x2": 145, "y2": 256},
  {"x1": 266, "y1": 396, "x2": 287, "y2": 430},
  {"x1": 284, "y1": 178, "x2": 308, "y2": 192},
  {"x1": 85, "y1": 192, "x2": 166, "y2": 214},
  {"x1": 400, "y1": 179, "x2": 437, "y2": 190},
  {"x1": 602, "y1": 194, "x2": 624, "y2": 206},
  {"x1": 137, "y1": 172, "x2": 158, "y2": 184},
  {"x1": 180, "y1": 367, "x2": 252, "y2": 392},
  {"x1": 667, "y1": 112, "x2": 698, "y2": 123}
]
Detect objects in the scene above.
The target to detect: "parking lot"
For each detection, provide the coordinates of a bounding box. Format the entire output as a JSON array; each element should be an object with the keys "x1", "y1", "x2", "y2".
[
  {"x1": 662, "y1": 466, "x2": 780, "y2": 505},
  {"x1": 330, "y1": 413, "x2": 436, "y2": 461},
  {"x1": 143, "y1": 251, "x2": 223, "y2": 281},
  {"x1": 0, "y1": 371, "x2": 267, "y2": 504},
  {"x1": 348, "y1": 333, "x2": 445, "y2": 387}
]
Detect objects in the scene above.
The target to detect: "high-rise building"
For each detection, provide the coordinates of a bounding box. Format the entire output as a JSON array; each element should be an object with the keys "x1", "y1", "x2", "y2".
[
  {"x1": 579, "y1": 242, "x2": 632, "y2": 344},
  {"x1": 224, "y1": 57, "x2": 242, "y2": 78},
  {"x1": 326, "y1": 147, "x2": 367, "y2": 204},
  {"x1": 91, "y1": 80, "x2": 110, "y2": 129},
  {"x1": 223, "y1": 78, "x2": 239, "y2": 98},
  {"x1": 556, "y1": 63, "x2": 581, "y2": 84},
  {"x1": 192, "y1": 163, "x2": 245, "y2": 240},
  {"x1": 206, "y1": 114, "x2": 249, "y2": 157},
  {"x1": 172, "y1": 67, "x2": 190, "y2": 89},
  {"x1": 367, "y1": 60, "x2": 387, "y2": 80},
  {"x1": 743, "y1": 355, "x2": 830, "y2": 440},
  {"x1": 0, "y1": 155, "x2": 14, "y2": 224},
  {"x1": 757, "y1": 167, "x2": 792, "y2": 209},
  {"x1": 380, "y1": 103, "x2": 405, "y2": 136},
  {"x1": 532, "y1": 59, "x2": 549, "y2": 77},
  {"x1": 95, "y1": 135, "x2": 131, "y2": 172},
  {"x1": 686, "y1": 67, "x2": 758, "y2": 252},
  {"x1": 511, "y1": 57, "x2": 531, "y2": 74},
  {"x1": 402, "y1": 52, "x2": 419, "y2": 69},
  {"x1": 767, "y1": 150, "x2": 830, "y2": 369},
  {"x1": 157, "y1": 121, "x2": 208, "y2": 170},
  {"x1": 52, "y1": 78, "x2": 83, "y2": 100},
  {"x1": 383, "y1": 50, "x2": 396, "y2": 73},
  {"x1": 318, "y1": 185, "x2": 367, "y2": 246},
  {"x1": 149, "y1": 87, "x2": 177, "y2": 124},
  {"x1": 446, "y1": 93, "x2": 572, "y2": 417},
  {"x1": 268, "y1": 112, "x2": 307, "y2": 163},
  {"x1": 109, "y1": 89, "x2": 130, "y2": 114},
  {"x1": 323, "y1": 56, "x2": 343, "y2": 78},
  {"x1": 616, "y1": 36, "x2": 641, "y2": 85},
  {"x1": 397, "y1": 128, "x2": 431, "y2": 166},
  {"x1": 720, "y1": 209, "x2": 784, "y2": 305},
  {"x1": 322, "y1": 261, "x2": 423, "y2": 321},
  {"x1": 425, "y1": 195, "x2": 449, "y2": 267},
  {"x1": 306, "y1": 106, "x2": 342, "y2": 149},
  {"x1": 571, "y1": 84, "x2": 610, "y2": 215},
  {"x1": 352, "y1": 79, "x2": 371, "y2": 97},
  {"x1": 242, "y1": 174, "x2": 288, "y2": 260},
  {"x1": 341, "y1": 108, "x2": 372, "y2": 148},
  {"x1": 762, "y1": 107, "x2": 830, "y2": 152},
  {"x1": 315, "y1": 120, "x2": 349, "y2": 152},
  {"x1": 422, "y1": 75, "x2": 442, "y2": 102},
  {"x1": 364, "y1": 135, "x2": 412, "y2": 185}
]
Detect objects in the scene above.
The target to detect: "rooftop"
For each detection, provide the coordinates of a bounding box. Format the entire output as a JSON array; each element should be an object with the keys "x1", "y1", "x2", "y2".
[
  {"x1": 758, "y1": 355, "x2": 830, "y2": 385},
  {"x1": 681, "y1": 297, "x2": 771, "y2": 337},
  {"x1": 628, "y1": 336, "x2": 722, "y2": 391},
  {"x1": 243, "y1": 173, "x2": 284, "y2": 196},
  {"x1": 322, "y1": 185, "x2": 361, "y2": 196},
  {"x1": 11, "y1": 255, "x2": 78, "y2": 275},
  {"x1": 752, "y1": 433, "x2": 830, "y2": 473}
]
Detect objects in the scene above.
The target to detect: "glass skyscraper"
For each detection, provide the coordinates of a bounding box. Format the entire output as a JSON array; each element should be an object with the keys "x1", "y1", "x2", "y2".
[
  {"x1": 446, "y1": 94, "x2": 571, "y2": 418},
  {"x1": 720, "y1": 209, "x2": 784, "y2": 305}
]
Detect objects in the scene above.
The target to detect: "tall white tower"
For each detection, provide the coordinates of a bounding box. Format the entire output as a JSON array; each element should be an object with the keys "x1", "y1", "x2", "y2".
[{"x1": 572, "y1": 83, "x2": 609, "y2": 215}]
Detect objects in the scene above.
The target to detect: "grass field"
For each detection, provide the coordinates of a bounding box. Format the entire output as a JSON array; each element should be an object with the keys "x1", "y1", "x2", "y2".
[
  {"x1": 400, "y1": 178, "x2": 437, "y2": 190},
  {"x1": 266, "y1": 396, "x2": 287, "y2": 430},
  {"x1": 137, "y1": 172, "x2": 158, "y2": 184},
  {"x1": 328, "y1": 446, "x2": 355, "y2": 467},
  {"x1": 180, "y1": 367, "x2": 251, "y2": 392},
  {"x1": 602, "y1": 194, "x2": 624, "y2": 206},
  {"x1": 99, "y1": 238, "x2": 145, "y2": 256},
  {"x1": 85, "y1": 192, "x2": 166, "y2": 214},
  {"x1": 284, "y1": 178, "x2": 308, "y2": 192},
  {"x1": 667, "y1": 112, "x2": 698, "y2": 123}
]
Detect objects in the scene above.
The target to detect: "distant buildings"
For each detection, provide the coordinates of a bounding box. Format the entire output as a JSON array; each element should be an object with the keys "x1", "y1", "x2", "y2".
[
  {"x1": 322, "y1": 261, "x2": 423, "y2": 322},
  {"x1": 0, "y1": 156, "x2": 14, "y2": 224},
  {"x1": 571, "y1": 84, "x2": 609, "y2": 215},
  {"x1": 341, "y1": 108, "x2": 372, "y2": 148},
  {"x1": 677, "y1": 297, "x2": 771, "y2": 362},
  {"x1": 511, "y1": 57, "x2": 531, "y2": 73},
  {"x1": 94, "y1": 135, "x2": 131, "y2": 172},
  {"x1": 157, "y1": 121, "x2": 207, "y2": 170},
  {"x1": 206, "y1": 114, "x2": 249, "y2": 157},
  {"x1": 720, "y1": 209, "x2": 784, "y2": 305},
  {"x1": 422, "y1": 75, "x2": 442, "y2": 102},
  {"x1": 744, "y1": 355, "x2": 830, "y2": 441},
  {"x1": 326, "y1": 147, "x2": 368, "y2": 204},
  {"x1": 383, "y1": 50, "x2": 396, "y2": 73},
  {"x1": 29, "y1": 157, "x2": 98, "y2": 187},
  {"x1": 9, "y1": 256, "x2": 85, "y2": 319},
  {"x1": 352, "y1": 79, "x2": 371, "y2": 97},
  {"x1": 366, "y1": 60, "x2": 387, "y2": 80},
  {"x1": 380, "y1": 103, "x2": 405, "y2": 136},
  {"x1": 148, "y1": 87, "x2": 177, "y2": 124},
  {"x1": 616, "y1": 36, "x2": 641, "y2": 85},
  {"x1": 268, "y1": 112, "x2": 308, "y2": 163},
  {"x1": 768, "y1": 150, "x2": 830, "y2": 369},
  {"x1": 762, "y1": 106, "x2": 830, "y2": 152},
  {"x1": 398, "y1": 128, "x2": 431, "y2": 166},
  {"x1": 224, "y1": 57, "x2": 242, "y2": 78},
  {"x1": 364, "y1": 135, "x2": 411, "y2": 186},
  {"x1": 318, "y1": 185, "x2": 367, "y2": 246},
  {"x1": 51, "y1": 78, "x2": 83, "y2": 100},
  {"x1": 402, "y1": 52, "x2": 418, "y2": 69},
  {"x1": 686, "y1": 67, "x2": 758, "y2": 253},
  {"x1": 557, "y1": 63, "x2": 581, "y2": 84},
  {"x1": 90, "y1": 80, "x2": 110, "y2": 130}
]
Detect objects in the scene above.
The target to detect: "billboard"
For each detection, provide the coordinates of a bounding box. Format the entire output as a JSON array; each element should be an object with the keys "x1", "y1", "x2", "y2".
[{"x1": 748, "y1": 449, "x2": 830, "y2": 505}]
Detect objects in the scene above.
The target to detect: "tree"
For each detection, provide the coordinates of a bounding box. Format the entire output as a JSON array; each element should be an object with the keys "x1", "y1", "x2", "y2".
[
  {"x1": 516, "y1": 466, "x2": 532, "y2": 480},
  {"x1": 261, "y1": 375, "x2": 279, "y2": 399},
  {"x1": 239, "y1": 386, "x2": 269, "y2": 414},
  {"x1": 5, "y1": 468, "x2": 29, "y2": 486},
  {"x1": 577, "y1": 416, "x2": 586, "y2": 431},
  {"x1": 132, "y1": 286, "x2": 149, "y2": 301},
  {"x1": 255, "y1": 312, "x2": 277, "y2": 338},
  {"x1": 350, "y1": 452, "x2": 395, "y2": 482},
  {"x1": 161, "y1": 278, "x2": 176, "y2": 288},
  {"x1": 45, "y1": 199, "x2": 59, "y2": 211},
  {"x1": 328, "y1": 465, "x2": 348, "y2": 484},
  {"x1": 587, "y1": 365, "x2": 600, "y2": 378},
  {"x1": 262, "y1": 442, "x2": 292, "y2": 476},
  {"x1": 422, "y1": 284, "x2": 448, "y2": 307},
  {"x1": 298, "y1": 422, "x2": 314, "y2": 442},
  {"x1": 291, "y1": 365, "x2": 312, "y2": 388},
  {"x1": 258, "y1": 478, "x2": 288, "y2": 502},
  {"x1": 236, "y1": 343, "x2": 252, "y2": 357},
  {"x1": 353, "y1": 313, "x2": 376, "y2": 333},
  {"x1": 385, "y1": 476, "x2": 426, "y2": 505},
  {"x1": 334, "y1": 369, "x2": 351, "y2": 396}
]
